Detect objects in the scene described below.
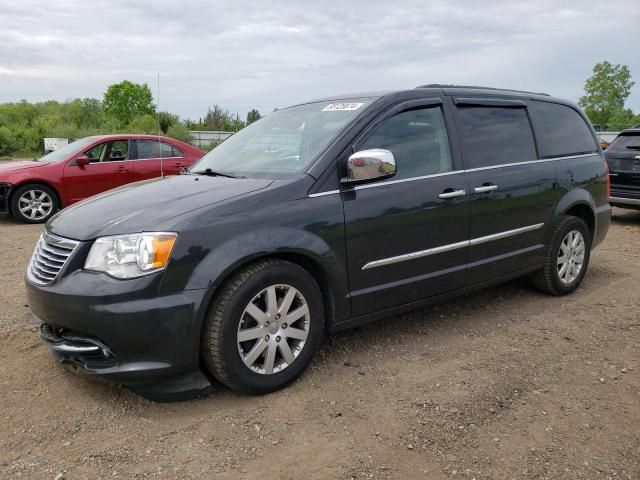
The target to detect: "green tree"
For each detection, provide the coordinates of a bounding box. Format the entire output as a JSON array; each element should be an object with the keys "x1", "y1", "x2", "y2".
[
  {"x1": 579, "y1": 61, "x2": 635, "y2": 128},
  {"x1": 103, "y1": 81, "x2": 155, "y2": 126},
  {"x1": 128, "y1": 114, "x2": 159, "y2": 134},
  {"x1": 166, "y1": 123, "x2": 193, "y2": 143},
  {"x1": 246, "y1": 108, "x2": 261, "y2": 125},
  {"x1": 157, "y1": 112, "x2": 178, "y2": 133}
]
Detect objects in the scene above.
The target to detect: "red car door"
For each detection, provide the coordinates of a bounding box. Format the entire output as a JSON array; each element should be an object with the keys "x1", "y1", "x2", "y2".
[
  {"x1": 133, "y1": 139, "x2": 187, "y2": 180},
  {"x1": 63, "y1": 140, "x2": 135, "y2": 204}
]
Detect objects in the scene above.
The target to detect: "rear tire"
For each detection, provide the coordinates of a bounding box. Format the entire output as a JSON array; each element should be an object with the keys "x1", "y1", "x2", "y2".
[
  {"x1": 530, "y1": 215, "x2": 591, "y2": 296},
  {"x1": 201, "y1": 259, "x2": 325, "y2": 394},
  {"x1": 10, "y1": 184, "x2": 59, "y2": 224}
]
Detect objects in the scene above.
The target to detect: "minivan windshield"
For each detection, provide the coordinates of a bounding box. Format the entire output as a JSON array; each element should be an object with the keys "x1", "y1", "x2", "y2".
[
  {"x1": 189, "y1": 99, "x2": 374, "y2": 178},
  {"x1": 34, "y1": 137, "x2": 97, "y2": 162},
  {"x1": 608, "y1": 133, "x2": 640, "y2": 151}
]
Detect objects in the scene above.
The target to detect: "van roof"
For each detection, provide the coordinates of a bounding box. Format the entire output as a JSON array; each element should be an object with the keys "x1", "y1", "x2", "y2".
[
  {"x1": 302, "y1": 85, "x2": 559, "y2": 107},
  {"x1": 415, "y1": 84, "x2": 550, "y2": 97}
]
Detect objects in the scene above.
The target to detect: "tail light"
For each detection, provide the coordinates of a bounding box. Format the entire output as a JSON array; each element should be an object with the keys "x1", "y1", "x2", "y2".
[{"x1": 604, "y1": 162, "x2": 610, "y2": 200}]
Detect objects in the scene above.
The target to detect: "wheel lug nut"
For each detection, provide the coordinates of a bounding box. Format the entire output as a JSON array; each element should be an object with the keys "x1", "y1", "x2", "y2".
[
  {"x1": 265, "y1": 335, "x2": 270, "y2": 341},
  {"x1": 282, "y1": 323, "x2": 287, "y2": 329},
  {"x1": 275, "y1": 314, "x2": 281, "y2": 320},
  {"x1": 276, "y1": 336, "x2": 281, "y2": 342},
  {"x1": 265, "y1": 321, "x2": 269, "y2": 326}
]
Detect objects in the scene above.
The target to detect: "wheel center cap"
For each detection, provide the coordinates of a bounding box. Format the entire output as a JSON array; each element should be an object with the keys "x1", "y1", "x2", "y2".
[{"x1": 268, "y1": 322, "x2": 279, "y2": 334}]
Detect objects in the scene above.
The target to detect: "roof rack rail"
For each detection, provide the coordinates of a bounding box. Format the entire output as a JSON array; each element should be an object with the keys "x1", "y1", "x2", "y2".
[{"x1": 416, "y1": 84, "x2": 550, "y2": 97}]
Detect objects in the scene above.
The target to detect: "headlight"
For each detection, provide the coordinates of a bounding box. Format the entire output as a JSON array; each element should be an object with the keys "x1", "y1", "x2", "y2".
[{"x1": 85, "y1": 232, "x2": 177, "y2": 279}]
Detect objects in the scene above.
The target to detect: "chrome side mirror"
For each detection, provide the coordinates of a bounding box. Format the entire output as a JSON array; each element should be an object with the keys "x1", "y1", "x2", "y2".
[{"x1": 342, "y1": 149, "x2": 396, "y2": 185}]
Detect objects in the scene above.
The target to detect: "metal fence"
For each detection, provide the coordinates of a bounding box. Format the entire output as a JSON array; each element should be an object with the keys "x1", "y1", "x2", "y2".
[
  {"x1": 596, "y1": 131, "x2": 620, "y2": 144},
  {"x1": 188, "y1": 131, "x2": 234, "y2": 147}
]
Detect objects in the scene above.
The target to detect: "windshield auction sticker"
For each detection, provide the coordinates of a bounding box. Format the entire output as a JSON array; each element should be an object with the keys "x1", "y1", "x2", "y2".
[{"x1": 322, "y1": 103, "x2": 364, "y2": 111}]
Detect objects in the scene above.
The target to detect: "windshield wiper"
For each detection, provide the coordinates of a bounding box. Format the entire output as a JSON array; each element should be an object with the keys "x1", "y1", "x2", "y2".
[{"x1": 192, "y1": 168, "x2": 242, "y2": 179}]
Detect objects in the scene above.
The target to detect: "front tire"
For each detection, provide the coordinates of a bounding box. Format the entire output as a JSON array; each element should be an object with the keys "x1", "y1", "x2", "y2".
[
  {"x1": 530, "y1": 216, "x2": 591, "y2": 295},
  {"x1": 202, "y1": 259, "x2": 325, "y2": 394},
  {"x1": 10, "y1": 184, "x2": 59, "y2": 224}
]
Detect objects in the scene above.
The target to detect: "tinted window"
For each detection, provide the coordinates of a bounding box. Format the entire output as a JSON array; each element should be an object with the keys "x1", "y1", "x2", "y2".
[
  {"x1": 84, "y1": 140, "x2": 129, "y2": 162},
  {"x1": 171, "y1": 145, "x2": 184, "y2": 157},
  {"x1": 106, "y1": 140, "x2": 129, "y2": 161},
  {"x1": 136, "y1": 140, "x2": 179, "y2": 159},
  {"x1": 359, "y1": 107, "x2": 452, "y2": 180},
  {"x1": 529, "y1": 101, "x2": 597, "y2": 158},
  {"x1": 84, "y1": 143, "x2": 106, "y2": 163},
  {"x1": 457, "y1": 106, "x2": 536, "y2": 169}
]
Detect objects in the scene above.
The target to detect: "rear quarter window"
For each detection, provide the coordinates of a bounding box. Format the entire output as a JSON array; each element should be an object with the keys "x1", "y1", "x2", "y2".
[{"x1": 528, "y1": 101, "x2": 597, "y2": 158}]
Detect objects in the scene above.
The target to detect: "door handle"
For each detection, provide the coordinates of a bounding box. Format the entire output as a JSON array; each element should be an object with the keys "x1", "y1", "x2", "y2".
[
  {"x1": 474, "y1": 184, "x2": 498, "y2": 194},
  {"x1": 438, "y1": 189, "x2": 466, "y2": 199}
]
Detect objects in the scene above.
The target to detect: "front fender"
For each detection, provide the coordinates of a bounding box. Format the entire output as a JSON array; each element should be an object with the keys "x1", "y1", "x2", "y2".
[{"x1": 161, "y1": 226, "x2": 350, "y2": 323}]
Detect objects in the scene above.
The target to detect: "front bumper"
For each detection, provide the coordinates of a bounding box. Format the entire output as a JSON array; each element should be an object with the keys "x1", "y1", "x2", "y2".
[
  {"x1": 0, "y1": 182, "x2": 13, "y2": 214},
  {"x1": 26, "y1": 269, "x2": 214, "y2": 400}
]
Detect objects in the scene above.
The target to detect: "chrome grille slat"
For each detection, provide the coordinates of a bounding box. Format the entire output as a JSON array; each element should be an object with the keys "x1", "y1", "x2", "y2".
[
  {"x1": 27, "y1": 232, "x2": 79, "y2": 286},
  {"x1": 34, "y1": 254, "x2": 64, "y2": 268},
  {"x1": 36, "y1": 249, "x2": 66, "y2": 264},
  {"x1": 33, "y1": 261, "x2": 59, "y2": 275},
  {"x1": 40, "y1": 244, "x2": 73, "y2": 257}
]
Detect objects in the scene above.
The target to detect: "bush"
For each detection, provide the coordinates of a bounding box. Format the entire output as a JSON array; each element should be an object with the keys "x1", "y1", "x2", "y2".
[
  {"x1": 166, "y1": 123, "x2": 193, "y2": 143},
  {"x1": 128, "y1": 114, "x2": 159, "y2": 134},
  {"x1": 0, "y1": 126, "x2": 16, "y2": 156}
]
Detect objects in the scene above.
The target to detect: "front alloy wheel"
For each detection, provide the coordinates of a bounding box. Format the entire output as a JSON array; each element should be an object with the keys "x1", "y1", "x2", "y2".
[
  {"x1": 202, "y1": 259, "x2": 324, "y2": 394},
  {"x1": 238, "y1": 284, "x2": 310, "y2": 375},
  {"x1": 10, "y1": 184, "x2": 59, "y2": 224}
]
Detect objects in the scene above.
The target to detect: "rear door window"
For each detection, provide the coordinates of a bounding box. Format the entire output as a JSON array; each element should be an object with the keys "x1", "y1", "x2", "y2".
[
  {"x1": 456, "y1": 106, "x2": 537, "y2": 169},
  {"x1": 528, "y1": 101, "x2": 597, "y2": 158},
  {"x1": 358, "y1": 106, "x2": 452, "y2": 180},
  {"x1": 135, "y1": 140, "x2": 179, "y2": 159}
]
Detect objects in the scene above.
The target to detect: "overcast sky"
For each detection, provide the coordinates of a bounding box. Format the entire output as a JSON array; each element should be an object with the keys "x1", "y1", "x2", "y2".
[{"x1": 1, "y1": 0, "x2": 639, "y2": 120}]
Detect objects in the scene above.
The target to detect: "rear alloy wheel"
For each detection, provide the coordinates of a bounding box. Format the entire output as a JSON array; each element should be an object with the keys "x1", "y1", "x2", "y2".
[
  {"x1": 530, "y1": 215, "x2": 591, "y2": 295},
  {"x1": 10, "y1": 184, "x2": 59, "y2": 224},
  {"x1": 556, "y1": 230, "x2": 586, "y2": 285},
  {"x1": 202, "y1": 259, "x2": 324, "y2": 394}
]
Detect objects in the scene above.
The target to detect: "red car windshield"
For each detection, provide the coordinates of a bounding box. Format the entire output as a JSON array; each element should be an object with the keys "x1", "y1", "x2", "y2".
[{"x1": 35, "y1": 137, "x2": 97, "y2": 162}]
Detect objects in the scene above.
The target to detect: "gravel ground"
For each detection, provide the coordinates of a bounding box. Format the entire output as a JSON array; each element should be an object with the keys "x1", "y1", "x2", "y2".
[{"x1": 0, "y1": 209, "x2": 638, "y2": 479}]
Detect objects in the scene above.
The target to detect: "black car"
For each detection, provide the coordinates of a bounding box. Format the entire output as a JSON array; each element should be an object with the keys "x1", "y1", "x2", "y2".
[
  {"x1": 26, "y1": 85, "x2": 611, "y2": 400},
  {"x1": 605, "y1": 128, "x2": 640, "y2": 209}
]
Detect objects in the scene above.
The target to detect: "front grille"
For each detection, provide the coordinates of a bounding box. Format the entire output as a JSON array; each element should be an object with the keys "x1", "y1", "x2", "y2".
[{"x1": 28, "y1": 232, "x2": 79, "y2": 285}]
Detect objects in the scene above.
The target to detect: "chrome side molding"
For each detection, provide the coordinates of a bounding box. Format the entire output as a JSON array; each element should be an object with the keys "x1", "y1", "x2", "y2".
[
  {"x1": 362, "y1": 240, "x2": 469, "y2": 270},
  {"x1": 362, "y1": 223, "x2": 545, "y2": 270}
]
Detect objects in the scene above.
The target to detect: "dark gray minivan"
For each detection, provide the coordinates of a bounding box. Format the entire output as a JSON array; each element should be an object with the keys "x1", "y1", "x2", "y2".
[{"x1": 26, "y1": 85, "x2": 611, "y2": 400}]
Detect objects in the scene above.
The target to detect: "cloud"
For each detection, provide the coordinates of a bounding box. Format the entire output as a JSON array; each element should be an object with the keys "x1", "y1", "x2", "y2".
[{"x1": 0, "y1": 0, "x2": 638, "y2": 118}]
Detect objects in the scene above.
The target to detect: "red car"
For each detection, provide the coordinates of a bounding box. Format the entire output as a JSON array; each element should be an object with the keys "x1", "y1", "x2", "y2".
[{"x1": 0, "y1": 135, "x2": 204, "y2": 223}]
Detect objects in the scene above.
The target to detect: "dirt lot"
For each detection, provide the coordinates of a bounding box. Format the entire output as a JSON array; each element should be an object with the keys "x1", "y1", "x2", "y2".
[{"x1": 0, "y1": 210, "x2": 638, "y2": 480}]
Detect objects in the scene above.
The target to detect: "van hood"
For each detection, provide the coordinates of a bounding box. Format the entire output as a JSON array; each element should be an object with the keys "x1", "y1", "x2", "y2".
[
  {"x1": 0, "y1": 160, "x2": 48, "y2": 174},
  {"x1": 47, "y1": 175, "x2": 273, "y2": 241}
]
